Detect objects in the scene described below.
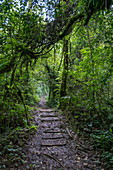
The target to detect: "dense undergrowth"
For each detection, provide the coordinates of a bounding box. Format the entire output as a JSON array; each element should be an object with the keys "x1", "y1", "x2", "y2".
[
  {"x1": 0, "y1": 106, "x2": 37, "y2": 169},
  {"x1": 63, "y1": 105, "x2": 113, "y2": 169}
]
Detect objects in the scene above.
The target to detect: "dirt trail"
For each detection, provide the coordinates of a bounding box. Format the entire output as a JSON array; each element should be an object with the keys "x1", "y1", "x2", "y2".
[{"x1": 20, "y1": 106, "x2": 103, "y2": 170}]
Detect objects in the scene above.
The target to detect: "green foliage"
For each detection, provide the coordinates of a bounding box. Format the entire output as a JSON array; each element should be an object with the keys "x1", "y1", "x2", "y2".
[
  {"x1": 91, "y1": 130, "x2": 113, "y2": 168},
  {"x1": 56, "y1": 8, "x2": 113, "y2": 168},
  {"x1": 1, "y1": 0, "x2": 113, "y2": 168},
  {"x1": 0, "y1": 124, "x2": 37, "y2": 169}
]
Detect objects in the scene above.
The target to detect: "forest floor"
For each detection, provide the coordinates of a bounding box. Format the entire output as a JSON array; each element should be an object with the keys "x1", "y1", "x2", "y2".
[{"x1": 1, "y1": 98, "x2": 105, "y2": 170}]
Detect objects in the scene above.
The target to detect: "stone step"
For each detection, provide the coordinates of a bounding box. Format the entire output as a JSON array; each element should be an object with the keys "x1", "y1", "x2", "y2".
[
  {"x1": 39, "y1": 109, "x2": 55, "y2": 112},
  {"x1": 40, "y1": 122, "x2": 61, "y2": 130},
  {"x1": 40, "y1": 117, "x2": 60, "y2": 122},
  {"x1": 42, "y1": 134, "x2": 63, "y2": 139},
  {"x1": 43, "y1": 128, "x2": 61, "y2": 133},
  {"x1": 41, "y1": 121, "x2": 60, "y2": 126},
  {"x1": 40, "y1": 114, "x2": 57, "y2": 117},
  {"x1": 41, "y1": 139, "x2": 66, "y2": 146}
]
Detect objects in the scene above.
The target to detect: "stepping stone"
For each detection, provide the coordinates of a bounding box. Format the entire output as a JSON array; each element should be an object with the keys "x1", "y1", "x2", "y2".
[
  {"x1": 40, "y1": 117, "x2": 60, "y2": 122},
  {"x1": 41, "y1": 139, "x2": 66, "y2": 146}
]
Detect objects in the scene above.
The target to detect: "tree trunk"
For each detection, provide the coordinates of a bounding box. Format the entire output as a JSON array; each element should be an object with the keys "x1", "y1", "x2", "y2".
[{"x1": 59, "y1": 39, "x2": 69, "y2": 108}]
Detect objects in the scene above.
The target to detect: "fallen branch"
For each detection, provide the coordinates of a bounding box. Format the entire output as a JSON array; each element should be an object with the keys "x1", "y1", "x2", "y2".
[
  {"x1": 43, "y1": 153, "x2": 65, "y2": 169},
  {"x1": 66, "y1": 127, "x2": 73, "y2": 140}
]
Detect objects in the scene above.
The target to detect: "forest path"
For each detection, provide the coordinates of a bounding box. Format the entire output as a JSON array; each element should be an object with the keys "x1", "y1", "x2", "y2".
[{"x1": 21, "y1": 107, "x2": 103, "y2": 170}]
